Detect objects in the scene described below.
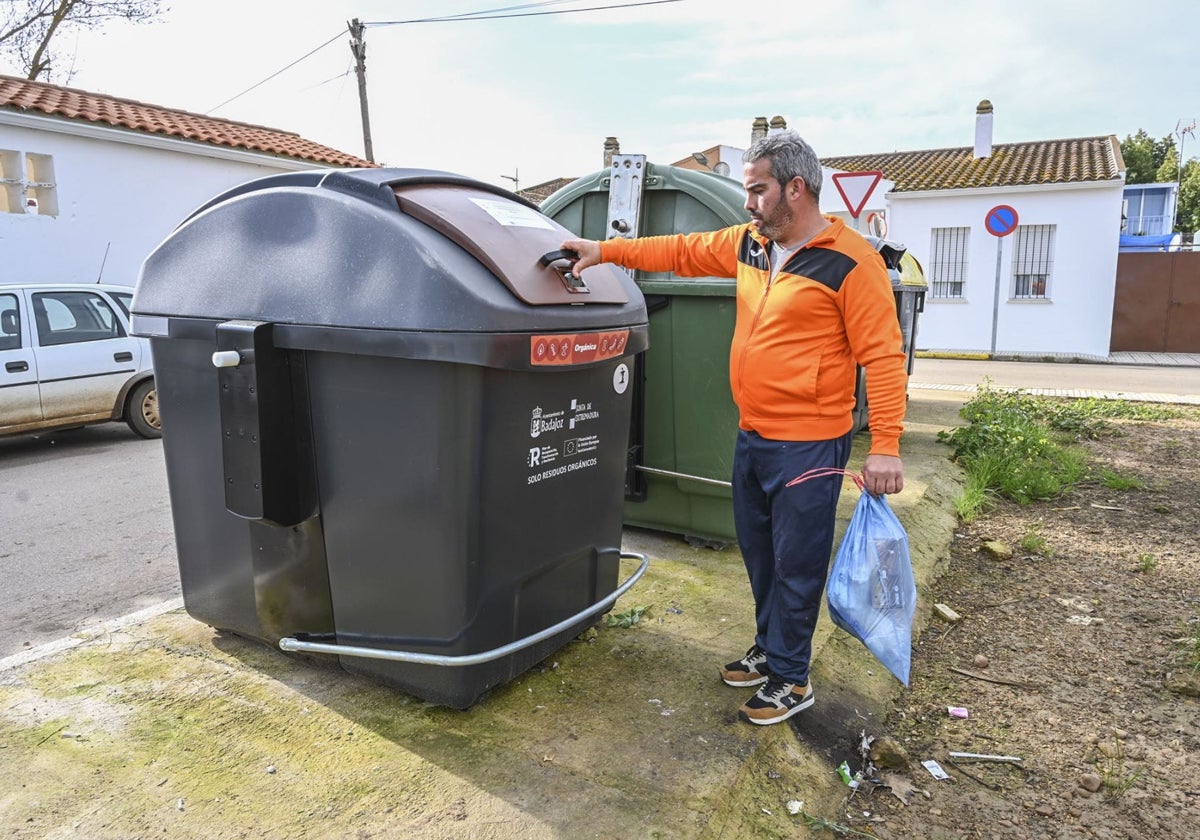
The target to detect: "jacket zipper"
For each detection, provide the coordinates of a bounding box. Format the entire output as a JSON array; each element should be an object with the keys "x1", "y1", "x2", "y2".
[{"x1": 736, "y1": 242, "x2": 773, "y2": 404}]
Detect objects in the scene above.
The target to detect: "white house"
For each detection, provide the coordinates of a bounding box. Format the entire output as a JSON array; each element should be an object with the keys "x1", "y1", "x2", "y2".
[
  {"x1": 0, "y1": 74, "x2": 372, "y2": 287},
  {"x1": 524, "y1": 106, "x2": 1126, "y2": 358},
  {"x1": 822, "y1": 102, "x2": 1126, "y2": 358}
]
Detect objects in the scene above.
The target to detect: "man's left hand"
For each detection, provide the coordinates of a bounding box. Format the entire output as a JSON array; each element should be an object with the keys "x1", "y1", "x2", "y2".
[{"x1": 862, "y1": 454, "x2": 904, "y2": 496}]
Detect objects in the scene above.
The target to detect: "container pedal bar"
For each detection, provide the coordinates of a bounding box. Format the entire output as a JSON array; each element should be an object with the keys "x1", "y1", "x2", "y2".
[
  {"x1": 278, "y1": 552, "x2": 649, "y2": 667},
  {"x1": 636, "y1": 465, "x2": 732, "y2": 489}
]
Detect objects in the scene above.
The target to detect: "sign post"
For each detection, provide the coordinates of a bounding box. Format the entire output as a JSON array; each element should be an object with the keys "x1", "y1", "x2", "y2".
[
  {"x1": 831, "y1": 170, "x2": 883, "y2": 230},
  {"x1": 984, "y1": 204, "x2": 1019, "y2": 354}
]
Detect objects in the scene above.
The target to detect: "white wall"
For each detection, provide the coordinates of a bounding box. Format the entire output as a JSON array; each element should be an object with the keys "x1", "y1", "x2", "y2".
[
  {"x1": 887, "y1": 182, "x2": 1124, "y2": 357},
  {"x1": 0, "y1": 121, "x2": 327, "y2": 289}
]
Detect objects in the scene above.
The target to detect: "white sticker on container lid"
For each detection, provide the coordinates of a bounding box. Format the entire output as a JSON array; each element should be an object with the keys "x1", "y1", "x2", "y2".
[{"x1": 469, "y1": 197, "x2": 554, "y2": 229}]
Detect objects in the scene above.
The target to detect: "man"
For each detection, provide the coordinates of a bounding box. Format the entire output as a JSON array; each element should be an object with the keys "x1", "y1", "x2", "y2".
[{"x1": 561, "y1": 130, "x2": 907, "y2": 725}]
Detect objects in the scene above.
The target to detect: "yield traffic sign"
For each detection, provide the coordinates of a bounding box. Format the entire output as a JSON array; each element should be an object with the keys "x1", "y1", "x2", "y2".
[{"x1": 831, "y1": 170, "x2": 883, "y2": 219}]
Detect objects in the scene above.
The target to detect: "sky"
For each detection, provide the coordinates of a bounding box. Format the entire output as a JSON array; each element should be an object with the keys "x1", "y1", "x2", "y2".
[{"x1": 7, "y1": 0, "x2": 1198, "y2": 191}]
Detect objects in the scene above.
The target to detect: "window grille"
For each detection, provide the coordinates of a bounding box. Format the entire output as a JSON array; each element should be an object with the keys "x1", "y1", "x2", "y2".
[
  {"x1": 1011, "y1": 225, "x2": 1055, "y2": 300},
  {"x1": 928, "y1": 227, "x2": 969, "y2": 299},
  {"x1": 0, "y1": 149, "x2": 58, "y2": 216}
]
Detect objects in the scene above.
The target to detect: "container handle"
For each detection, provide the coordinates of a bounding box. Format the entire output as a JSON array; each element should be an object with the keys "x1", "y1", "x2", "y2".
[
  {"x1": 278, "y1": 551, "x2": 649, "y2": 667},
  {"x1": 537, "y1": 248, "x2": 579, "y2": 268}
]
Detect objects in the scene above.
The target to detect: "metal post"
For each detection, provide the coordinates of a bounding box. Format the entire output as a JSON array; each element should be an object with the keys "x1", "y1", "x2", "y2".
[
  {"x1": 990, "y1": 237, "x2": 1003, "y2": 354},
  {"x1": 348, "y1": 19, "x2": 374, "y2": 163}
]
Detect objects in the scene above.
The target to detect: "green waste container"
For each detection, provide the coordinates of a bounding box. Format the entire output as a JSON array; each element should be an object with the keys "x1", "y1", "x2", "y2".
[
  {"x1": 542, "y1": 159, "x2": 927, "y2": 547},
  {"x1": 543, "y1": 159, "x2": 747, "y2": 546}
]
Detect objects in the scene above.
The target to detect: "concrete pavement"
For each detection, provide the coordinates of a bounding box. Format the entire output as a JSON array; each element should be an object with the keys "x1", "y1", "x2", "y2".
[{"x1": 1, "y1": 357, "x2": 1193, "y2": 837}]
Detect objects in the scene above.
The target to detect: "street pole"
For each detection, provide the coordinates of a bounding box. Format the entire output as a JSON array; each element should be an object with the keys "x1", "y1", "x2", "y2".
[
  {"x1": 348, "y1": 18, "x2": 374, "y2": 163},
  {"x1": 1177, "y1": 119, "x2": 1195, "y2": 186},
  {"x1": 990, "y1": 238, "x2": 1003, "y2": 355}
]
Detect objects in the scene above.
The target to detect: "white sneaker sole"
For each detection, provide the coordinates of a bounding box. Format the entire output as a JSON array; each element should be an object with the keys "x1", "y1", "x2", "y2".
[
  {"x1": 739, "y1": 691, "x2": 815, "y2": 725},
  {"x1": 721, "y1": 672, "x2": 769, "y2": 687}
]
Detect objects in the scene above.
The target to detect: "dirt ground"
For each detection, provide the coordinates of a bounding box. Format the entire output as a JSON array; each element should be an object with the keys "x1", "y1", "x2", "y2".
[{"x1": 823, "y1": 412, "x2": 1200, "y2": 839}]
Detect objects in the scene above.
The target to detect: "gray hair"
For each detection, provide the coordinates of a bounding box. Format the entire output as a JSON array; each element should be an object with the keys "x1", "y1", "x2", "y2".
[{"x1": 743, "y1": 130, "x2": 822, "y2": 201}]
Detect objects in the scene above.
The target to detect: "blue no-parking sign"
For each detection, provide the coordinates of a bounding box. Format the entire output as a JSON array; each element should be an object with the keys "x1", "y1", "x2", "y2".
[{"x1": 985, "y1": 204, "x2": 1019, "y2": 237}]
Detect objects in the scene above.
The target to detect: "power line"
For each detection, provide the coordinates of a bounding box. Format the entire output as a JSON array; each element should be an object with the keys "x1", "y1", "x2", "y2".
[
  {"x1": 203, "y1": 0, "x2": 683, "y2": 116},
  {"x1": 204, "y1": 30, "x2": 344, "y2": 115},
  {"x1": 368, "y1": 0, "x2": 683, "y2": 27}
]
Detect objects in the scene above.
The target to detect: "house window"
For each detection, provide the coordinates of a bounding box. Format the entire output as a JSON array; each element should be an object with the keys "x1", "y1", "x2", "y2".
[
  {"x1": 1011, "y1": 225, "x2": 1055, "y2": 300},
  {"x1": 928, "y1": 227, "x2": 969, "y2": 299},
  {"x1": 0, "y1": 148, "x2": 59, "y2": 216}
]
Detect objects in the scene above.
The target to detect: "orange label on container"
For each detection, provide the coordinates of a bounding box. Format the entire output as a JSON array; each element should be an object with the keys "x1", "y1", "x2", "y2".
[{"x1": 530, "y1": 329, "x2": 630, "y2": 366}]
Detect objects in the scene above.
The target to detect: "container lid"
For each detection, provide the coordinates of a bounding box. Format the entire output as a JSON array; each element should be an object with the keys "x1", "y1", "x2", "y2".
[
  {"x1": 393, "y1": 183, "x2": 627, "y2": 305},
  {"x1": 134, "y1": 169, "x2": 646, "y2": 336}
]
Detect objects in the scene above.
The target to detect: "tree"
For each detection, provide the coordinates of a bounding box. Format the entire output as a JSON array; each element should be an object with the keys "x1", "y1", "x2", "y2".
[
  {"x1": 1121, "y1": 128, "x2": 1200, "y2": 232},
  {"x1": 0, "y1": 0, "x2": 162, "y2": 83},
  {"x1": 1177, "y1": 159, "x2": 1200, "y2": 234},
  {"x1": 1120, "y1": 129, "x2": 1177, "y2": 185}
]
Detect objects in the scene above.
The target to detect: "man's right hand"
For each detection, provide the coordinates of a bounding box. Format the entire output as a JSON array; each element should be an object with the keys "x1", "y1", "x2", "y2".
[{"x1": 559, "y1": 238, "x2": 602, "y2": 274}]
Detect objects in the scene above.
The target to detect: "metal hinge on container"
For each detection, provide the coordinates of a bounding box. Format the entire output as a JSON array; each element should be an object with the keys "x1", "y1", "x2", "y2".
[{"x1": 606, "y1": 154, "x2": 647, "y2": 239}]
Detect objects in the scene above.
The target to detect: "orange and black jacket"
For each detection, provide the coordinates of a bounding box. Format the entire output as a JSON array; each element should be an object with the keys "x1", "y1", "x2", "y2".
[{"x1": 598, "y1": 216, "x2": 908, "y2": 456}]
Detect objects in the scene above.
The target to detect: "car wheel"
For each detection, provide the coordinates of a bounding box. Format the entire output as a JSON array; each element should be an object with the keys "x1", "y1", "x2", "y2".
[{"x1": 126, "y1": 378, "x2": 162, "y2": 439}]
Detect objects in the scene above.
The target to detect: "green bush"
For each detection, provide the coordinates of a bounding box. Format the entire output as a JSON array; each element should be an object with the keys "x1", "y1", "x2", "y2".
[{"x1": 938, "y1": 387, "x2": 1165, "y2": 508}]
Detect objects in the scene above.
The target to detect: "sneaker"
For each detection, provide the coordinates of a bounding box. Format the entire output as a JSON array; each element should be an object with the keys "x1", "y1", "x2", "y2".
[
  {"x1": 738, "y1": 678, "x2": 814, "y2": 725},
  {"x1": 720, "y1": 644, "x2": 770, "y2": 687}
]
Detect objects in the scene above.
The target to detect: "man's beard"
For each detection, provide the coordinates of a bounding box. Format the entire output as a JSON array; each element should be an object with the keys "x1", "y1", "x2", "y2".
[{"x1": 754, "y1": 203, "x2": 793, "y2": 241}]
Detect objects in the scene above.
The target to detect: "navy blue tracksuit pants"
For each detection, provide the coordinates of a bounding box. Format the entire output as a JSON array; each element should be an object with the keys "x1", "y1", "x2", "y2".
[{"x1": 731, "y1": 429, "x2": 853, "y2": 687}]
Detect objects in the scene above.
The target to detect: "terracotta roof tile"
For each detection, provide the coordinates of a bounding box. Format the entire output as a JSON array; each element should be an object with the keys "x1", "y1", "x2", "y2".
[
  {"x1": 519, "y1": 176, "x2": 577, "y2": 205},
  {"x1": 0, "y1": 74, "x2": 373, "y2": 168},
  {"x1": 820, "y1": 136, "x2": 1123, "y2": 193}
]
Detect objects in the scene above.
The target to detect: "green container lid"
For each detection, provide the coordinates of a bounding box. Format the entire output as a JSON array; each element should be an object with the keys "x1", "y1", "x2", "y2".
[{"x1": 541, "y1": 163, "x2": 749, "y2": 296}]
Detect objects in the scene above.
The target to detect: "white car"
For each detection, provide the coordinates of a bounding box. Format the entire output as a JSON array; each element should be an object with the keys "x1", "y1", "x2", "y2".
[{"x1": 0, "y1": 283, "x2": 160, "y2": 439}]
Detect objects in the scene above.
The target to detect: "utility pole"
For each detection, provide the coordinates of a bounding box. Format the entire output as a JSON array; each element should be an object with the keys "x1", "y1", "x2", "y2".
[
  {"x1": 1175, "y1": 119, "x2": 1195, "y2": 232},
  {"x1": 348, "y1": 18, "x2": 374, "y2": 163},
  {"x1": 1176, "y1": 119, "x2": 1196, "y2": 184},
  {"x1": 501, "y1": 169, "x2": 519, "y2": 193}
]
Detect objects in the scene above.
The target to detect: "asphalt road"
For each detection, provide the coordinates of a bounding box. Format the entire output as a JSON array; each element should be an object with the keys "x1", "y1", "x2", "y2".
[
  {"x1": 2, "y1": 357, "x2": 1196, "y2": 660},
  {"x1": 0, "y1": 424, "x2": 178, "y2": 658},
  {"x1": 911, "y1": 357, "x2": 1200, "y2": 400}
]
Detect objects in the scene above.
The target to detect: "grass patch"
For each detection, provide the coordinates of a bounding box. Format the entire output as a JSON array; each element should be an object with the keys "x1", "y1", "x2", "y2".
[
  {"x1": 1095, "y1": 735, "x2": 1143, "y2": 800},
  {"x1": 1019, "y1": 525, "x2": 1050, "y2": 555},
  {"x1": 1099, "y1": 468, "x2": 1146, "y2": 491},
  {"x1": 1136, "y1": 553, "x2": 1158, "y2": 573},
  {"x1": 1180, "y1": 621, "x2": 1200, "y2": 672},
  {"x1": 939, "y1": 387, "x2": 1172, "y2": 512}
]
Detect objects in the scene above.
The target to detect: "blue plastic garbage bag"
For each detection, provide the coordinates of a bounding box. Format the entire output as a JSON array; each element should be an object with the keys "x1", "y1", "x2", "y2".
[{"x1": 825, "y1": 487, "x2": 916, "y2": 685}]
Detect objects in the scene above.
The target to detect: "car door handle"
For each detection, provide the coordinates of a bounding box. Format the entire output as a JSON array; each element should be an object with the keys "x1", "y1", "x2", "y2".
[
  {"x1": 5, "y1": 361, "x2": 28, "y2": 373},
  {"x1": 114, "y1": 351, "x2": 134, "y2": 362}
]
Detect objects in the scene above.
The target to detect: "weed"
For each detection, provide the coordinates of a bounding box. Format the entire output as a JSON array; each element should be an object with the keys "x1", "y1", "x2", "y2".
[
  {"x1": 604, "y1": 606, "x2": 648, "y2": 628},
  {"x1": 954, "y1": 474, "x2": 994, "y2": 522},
  {"x1": 801, "y1": 813, "x2": 877, "y2": 838},
  {"x1": 938, "y1": 387, "x2": 1168, "y2": 514},
  {"x1": 1136, "y1": 553, "x2": 1158, "y2": 573},
  {"x1": 1179, "y1": 620, "x2": 1200, "y2": 672},
  {"x1": 1019, "y1": 526, "x2": 1049, "y2": 554},
  {"x1": 1099, "y1": 468, "x2": 1146, "y2": 491},
  {"x1": 1094, "y1": 736, "x2": 1142, "y2": 799}
]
